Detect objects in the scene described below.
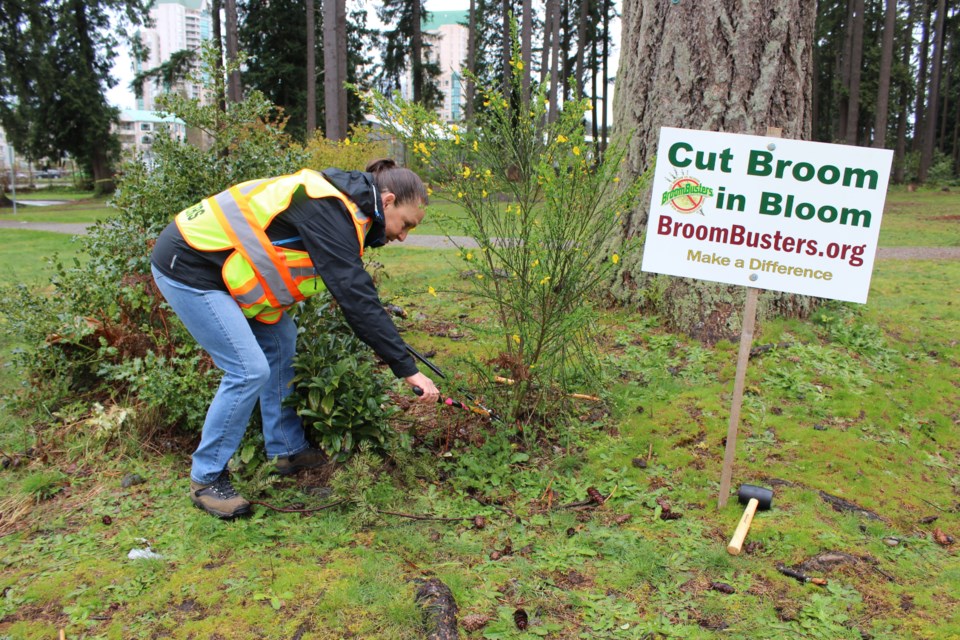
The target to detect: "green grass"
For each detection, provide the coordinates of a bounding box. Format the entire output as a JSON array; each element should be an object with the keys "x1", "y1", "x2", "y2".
[
  {"x1": 0, "y1": 195, "x2": 959, "y2": 639},
  {"x1": 0, "y1": 230, "x2": 86, "y2": 285},
  {"x1": 9, "y1": 187, "x2": 95, "y2": 202},
  {"x1": 0, "y1": 195, "x2": 111, "y2": 224},
  {"x1": 880, "y1": 187, "x2": 960, "y2": 246}
]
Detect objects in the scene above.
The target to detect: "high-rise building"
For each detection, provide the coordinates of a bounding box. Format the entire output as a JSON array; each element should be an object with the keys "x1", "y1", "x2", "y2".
[
  {"x1": 135, "y1": 0, "x2": 212, "y2": 111},
  {"x1": 401, "y1": 11, "x2": 468, "y2": 123},
  {"x1": 426, "y1": 11, "x2": 469, "y2": 122}
]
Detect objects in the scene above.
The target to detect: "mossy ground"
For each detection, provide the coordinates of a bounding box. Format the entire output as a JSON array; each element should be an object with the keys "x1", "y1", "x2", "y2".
[{"x1": 0, "y1": 191, "x2": 957, "y2": 639}]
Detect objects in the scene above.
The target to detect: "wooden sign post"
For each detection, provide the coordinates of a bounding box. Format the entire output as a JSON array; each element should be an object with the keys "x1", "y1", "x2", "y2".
[{"x1": 717, "y1": 127, "x2": 779, "y2": 509}]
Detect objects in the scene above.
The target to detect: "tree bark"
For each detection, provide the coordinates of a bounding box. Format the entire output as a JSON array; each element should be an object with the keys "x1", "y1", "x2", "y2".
[
  {"x1": 919, "y1": 0, "x2": 945, "y2": 182},
  {"x1": 306, "y1": 0, "x2": 317, "y2": 137},
  {"x1": 548, "y1": 0, "x2": 560, "y2": 122},
  {"x1": 611, "y1": 0, "x2": 818, "y2": 340},
  {"x1": 323, "y1": 0, "x2": 346, "y2": 139},
  {"x1": 601, "y1": 0, "x2": 609, "y2": 154},
  {"x1": 466, "y1": 0, "x2": 477, "y2": 120},
  {"x1": 837, "y1": 0, "x2": 855, "y2": 141},
  {"x1": 501, "y1": 0, "x2": 511, "y2": 98},
  {"x1": 336, "y1": 0, "x2": 346, "y2": 129},
  {"x1": 575, "y1": 0, "x2": 591, "y2": 96},
  {"x1": 210, "y1": 0, "x2": 226, "y2": 114},
  {"x1": 873, "y1": 0, "x2": 896, "y2": 148},
  {"x1": 521, "y1": 0, "x2": 532, "y2": 104},
  {"x1": 914, "y1": 0, "x2": 931, "y2": 153},
  {"x1": 845, "y1": 0, "x2": 865, "y2": 145},
  {"x1": 893, "y1": 10, "x2": 912, "y2": 183},
  {"x1": 413, "y1": 0, "x2": 423, "y2": 103},
  {"x1": 540, "y1": 0, "x2": 554, "y2": 88},
  {"x1": 224, "y1": 0, "x2": 241, "y2": 102}
]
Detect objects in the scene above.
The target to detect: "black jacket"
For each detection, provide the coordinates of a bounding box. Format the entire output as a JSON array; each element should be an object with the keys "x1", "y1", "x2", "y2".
[{"x1": 151, "y1": 169, "x2": 417, "y2": 378}]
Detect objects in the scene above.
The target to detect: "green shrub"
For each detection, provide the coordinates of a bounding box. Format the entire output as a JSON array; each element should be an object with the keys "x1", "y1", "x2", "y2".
[
  {"x1": 287, "y1": 293, "x2": 401, "y2": 461},
  {"x1": 0, "y1": 45, "x2": 392, "y2": 445}
]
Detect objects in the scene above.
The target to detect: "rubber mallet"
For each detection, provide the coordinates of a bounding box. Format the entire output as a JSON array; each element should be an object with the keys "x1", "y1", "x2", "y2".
[{"x1": 726, "y1": 484, "x2": 773, "y2": 556}]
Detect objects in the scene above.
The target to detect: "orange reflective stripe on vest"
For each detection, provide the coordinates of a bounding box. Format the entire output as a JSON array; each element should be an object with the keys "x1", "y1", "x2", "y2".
[{"x1": 174, "y1": 170, "x2": 372, "y2": 323}]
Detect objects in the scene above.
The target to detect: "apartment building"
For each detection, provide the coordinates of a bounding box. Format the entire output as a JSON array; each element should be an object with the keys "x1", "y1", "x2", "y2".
[
  {"x1": 116, "y1": 110, "x2": 187, "y2": 163},
  {"x1": 135, "y1": 0, "x2": 212, "y2": 111}
]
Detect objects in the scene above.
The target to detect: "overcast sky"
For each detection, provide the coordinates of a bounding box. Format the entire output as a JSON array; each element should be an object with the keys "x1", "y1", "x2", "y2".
[{"x1": 107, "y1": 0, "x2": 619, "y2": 112}]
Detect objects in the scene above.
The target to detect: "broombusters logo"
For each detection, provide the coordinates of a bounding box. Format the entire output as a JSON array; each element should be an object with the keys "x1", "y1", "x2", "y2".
[{"x1": 661, "y1": 173, "x2": 713, "y2": 215}]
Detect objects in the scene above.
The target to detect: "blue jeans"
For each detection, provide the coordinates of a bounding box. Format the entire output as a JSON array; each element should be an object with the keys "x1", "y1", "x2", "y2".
[{"x1": 152, "y1": 265, "x2": 309, "y2": 484}]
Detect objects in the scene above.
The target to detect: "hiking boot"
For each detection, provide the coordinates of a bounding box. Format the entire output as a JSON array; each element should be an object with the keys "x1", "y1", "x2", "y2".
[
  {"x1": 190, "y1": 474, "x2": 251, "y2": 519},
  {"x1": 274, "y1": 447, "x2": 327, "y2": 476}
]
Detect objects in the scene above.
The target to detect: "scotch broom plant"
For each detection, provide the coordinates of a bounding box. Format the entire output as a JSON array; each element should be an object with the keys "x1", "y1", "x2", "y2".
[{"x1": 364, "y1": 39, "x2": 645, "y2": 426}]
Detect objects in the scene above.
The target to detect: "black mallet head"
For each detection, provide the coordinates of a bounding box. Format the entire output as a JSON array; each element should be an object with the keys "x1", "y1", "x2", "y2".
[{"x1": 737, "y1": 484, "x2": 774, "y2": 510}]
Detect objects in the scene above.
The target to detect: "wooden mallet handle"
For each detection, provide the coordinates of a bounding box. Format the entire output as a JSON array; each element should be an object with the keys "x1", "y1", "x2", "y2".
[{"x1": 727, "y1": 497, "x2": 759, "y2": 555}]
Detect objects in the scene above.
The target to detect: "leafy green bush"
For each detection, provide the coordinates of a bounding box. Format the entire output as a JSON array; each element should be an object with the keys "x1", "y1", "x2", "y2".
[
  {"x1": 287, "y1": 293, "x2": 401, "y2": 461},
  {"x1": 0, "y1": 45, "x2": 391, "y2": 445}
]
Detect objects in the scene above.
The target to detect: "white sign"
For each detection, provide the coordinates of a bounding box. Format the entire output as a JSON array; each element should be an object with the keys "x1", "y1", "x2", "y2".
[{"x1": 640, "y1": 127, "x2": 893, "y2": 303}]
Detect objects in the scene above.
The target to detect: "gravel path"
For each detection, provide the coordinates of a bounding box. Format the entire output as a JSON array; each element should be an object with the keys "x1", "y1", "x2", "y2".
[{"x1": 0, "y1": 218, "x2": 957, "y2": 259}]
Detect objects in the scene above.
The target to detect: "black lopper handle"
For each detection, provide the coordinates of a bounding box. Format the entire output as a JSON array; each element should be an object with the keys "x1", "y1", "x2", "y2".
[{"x1": 413, "y1": 385, "x2": 445, "y2": 405}]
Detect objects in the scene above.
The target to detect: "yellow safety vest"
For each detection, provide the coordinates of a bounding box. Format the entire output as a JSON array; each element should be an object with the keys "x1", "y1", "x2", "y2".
[{"x1": 175, "y1": 169, "x2": 372, "y2": 324}]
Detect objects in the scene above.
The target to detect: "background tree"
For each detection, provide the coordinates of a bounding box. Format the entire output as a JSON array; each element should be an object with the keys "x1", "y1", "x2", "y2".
[
  {"x1": 239, "y1": 0, "x2": 322, "y2": 142},
  {"x1": 0, "y1": 0, "x2": 149, "y2": 193},
  {"x1": 873, "y1": 0, "x2": 898, "y2": 149},
  {"x1": 306, "y1": 0, "x2": 317, "y2": 137},
  {"x1": 224, "y1": 0, "x2": 242, "y2": 102},
  {"x1": 611, "y1": 0, "x2": 819, "y2": 340},
  {"x1": 919, "y1": 0, "x2": 947, "y2": 180},
  {"x1": 377, "y1": 0, "x2": 442, "y2": 110},
  {"x1": 324, "y1": 0, "x2": 346, "y2": 139}
]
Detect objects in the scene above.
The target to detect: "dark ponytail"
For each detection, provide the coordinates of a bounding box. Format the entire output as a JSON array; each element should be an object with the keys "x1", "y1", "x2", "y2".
[{"x1": 366, "y1": 158, "x2": 428, "y2": 206}]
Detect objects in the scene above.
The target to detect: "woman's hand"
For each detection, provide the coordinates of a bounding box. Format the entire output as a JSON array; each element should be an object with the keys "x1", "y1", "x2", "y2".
[{"x1": 405, "y1": 372, "x2": 440, "y2": 403}]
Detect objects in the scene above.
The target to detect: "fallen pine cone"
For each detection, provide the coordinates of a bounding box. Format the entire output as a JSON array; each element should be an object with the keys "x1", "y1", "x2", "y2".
[
  {"x1": 933, "y1": 528, "x2": 955, "y2": 546},
  {"x1": 461, "y1": 613, "x2": 491, "y2": 632},
  {"x1": 586, "y1": 487, "x2": 605, "y2": 505},
  {"x1": 513, "y1": 608, "x2": 529, "y2": 630},
  {"x1": 473, "y1": 516, "x2": 486, "y2": 530},
  {"x1": 710, "y1": 582, "x2": 735, "y2": 594}
]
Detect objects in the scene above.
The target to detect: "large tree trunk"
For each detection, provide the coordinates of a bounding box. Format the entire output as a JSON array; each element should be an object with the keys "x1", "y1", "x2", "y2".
[
  {"x1": 611, "y1": 0, "x2": 817, "y2": 341},
  {"x1": 336, "y1": 0, "x2": 347, "y2": 129},
  {"x1": 539, "y1": 0, "x2": 554, "y2": 88},
  {"x1": 466, "y1": 0, "x2": 478, "y2": 120},
  {"x1": 224, "y1": 0, "x2": 241, "y2": 102},
  {"x1": 323, "y1": 0, "x2": 346, "y2": 139},
  {"x1": 548, "y1": 0, "x2": 560, "y2": 122},
  {"x1": 913, "y1": 0, "x2": 931, "y2": 153},
  {"x1": 837, "y1": 0, "x2": 855, "y2": 142},
  {"x1": 413, "y1": 0, "x2": 423, "y2": 103},
  {"x1": 873, "y1": 0, "x2": 896, "y2": 149},
  {"x1": 919, "y1": 0, "x2": 946, "y2": 182},
  {"x1": 893, "y1": 16, "x2": 912, "y2": 183},
  {"x1": 575, "y1": 0, "x2": 590, "y2": 96},
  {"x1": 211, "y1": 0, "x2": 226, "y2": 115},
  {"x1": 306, "y1": 0, "x2": 317, "y2": 137},
  {"x1": 501, "y1": 0, "x2": 511, "y2": 97},
  {"x1": 521, "y1": 0, "x2": 532, "y2": 104},
  {"x1": 845, "y1": 0, "x2": 865, "y2": 145},
  {"x1": 600, "y1": 0, "x2": 609, "y2": 155}
]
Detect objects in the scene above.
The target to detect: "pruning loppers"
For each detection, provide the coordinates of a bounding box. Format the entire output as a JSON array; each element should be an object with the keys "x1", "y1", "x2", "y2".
[{"x1": 406, "y1": 344, "x2": 501, "y2": 422}]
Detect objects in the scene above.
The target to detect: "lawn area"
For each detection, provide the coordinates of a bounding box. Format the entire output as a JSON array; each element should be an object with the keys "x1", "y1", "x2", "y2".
[
  {"x1": 878, "y1": 187, "x2": 960, "y2": 246},
  {"x1": 0, "y1": 193, "x2": 112, "y2": 224},
  {"x1": 0, "y1": 193, "x2": 958, "y2": 639}
]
